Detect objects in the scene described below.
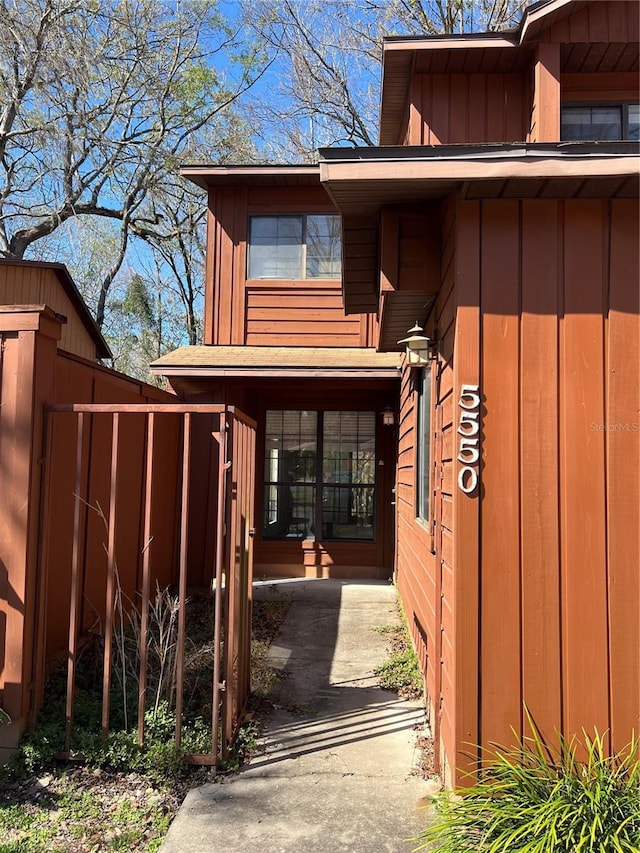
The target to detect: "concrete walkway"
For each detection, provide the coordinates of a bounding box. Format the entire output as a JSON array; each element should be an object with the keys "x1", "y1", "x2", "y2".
[{"x1": 160, "y1": 579, "x2": 432, "y2": 853}]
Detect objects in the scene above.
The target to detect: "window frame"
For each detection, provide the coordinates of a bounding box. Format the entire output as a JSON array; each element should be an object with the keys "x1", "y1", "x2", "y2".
[
  {"x1": 415, "y1": 366, "x2": 432, "y2": 530},
  {"x1": 247, "y1": 213, "x2": 342, "y2": 281},
  {"x1": 560, "y1": 101, "x2": 640, "y2": 142}
]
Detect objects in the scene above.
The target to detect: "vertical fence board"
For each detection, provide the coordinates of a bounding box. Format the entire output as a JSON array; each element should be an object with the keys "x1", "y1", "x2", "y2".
[
  {"x1": 101, "y1": 413, "x2": 120, "y2": 739},
  {"x1": 174, "y1": 413, "x2": 191, "y2": 749},
  {"x1": 138, "y1": 413, "x2": 155, "y2": 746},
  {"x1": 65, "y1": 413, "x2": 86, "y2": 753},
  {"x1": 520, "y1": 200, "x2": 561, "y2": 741},
  {"x1": 211, "y1": 411, "x2": 227, "y2": 763}
]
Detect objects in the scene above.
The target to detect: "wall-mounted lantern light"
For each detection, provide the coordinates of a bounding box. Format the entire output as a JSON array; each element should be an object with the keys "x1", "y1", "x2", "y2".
[
  {"x1": 397, "y1": 322, "x2": 437, "y2": 365},
  {"x1": 382, "y1": 406, "x2": 395, "y2": 427}
]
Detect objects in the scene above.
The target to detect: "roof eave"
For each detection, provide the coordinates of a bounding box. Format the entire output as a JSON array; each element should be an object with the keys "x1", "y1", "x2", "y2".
[
  {"x1": 150, "y1": 365, "x2": 401, "y2": 380},
  {"x1": 179, "y1": 164, "x2": 321, "y2": 190}
]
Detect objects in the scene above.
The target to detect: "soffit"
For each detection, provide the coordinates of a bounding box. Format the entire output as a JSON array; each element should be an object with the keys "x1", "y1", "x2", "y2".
[{"x1": 379, "y1": 292, "x2": 438, "y2": 353}]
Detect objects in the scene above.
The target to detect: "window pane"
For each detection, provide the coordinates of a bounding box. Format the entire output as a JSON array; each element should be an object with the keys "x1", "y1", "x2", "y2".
[
  {"x1": 263, "y1": 411, "x2": 317, "y2": 540},
  {"x1": 628, "y1": 104, "x2": 640, "y2": 141},
  {"x1": 322, "y1": 486, "x2": 374, "y2": 540},
  {"x1": 306, "y1": 214, "x2": 342, "y2": 278},
  {"x1": 322, "y1": 411, "x2": 375, "y2": 540},
  {"x1": 416, "y1": 368, "x2": 431, "y2": 522},
  {"x1": 561, "y1": 105, "x2": 622, "y2": 140},
  {"x1": 249, "y1": 216, "x2": 302, "y2": 279}
]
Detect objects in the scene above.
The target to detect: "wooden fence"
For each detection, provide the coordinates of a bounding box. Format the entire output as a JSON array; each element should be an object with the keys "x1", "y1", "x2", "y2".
[
  {"x1": 0, "y1": 308, "x2": 256, "y2": 764},
  {"x1": 33, "y1": 404, "x2": 256, "y2": 765}
]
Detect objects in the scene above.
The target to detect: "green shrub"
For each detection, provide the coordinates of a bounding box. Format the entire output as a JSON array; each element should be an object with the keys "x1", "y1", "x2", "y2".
[{"x1": 413, "y1": 721, "x2": 640, "y2": 853}]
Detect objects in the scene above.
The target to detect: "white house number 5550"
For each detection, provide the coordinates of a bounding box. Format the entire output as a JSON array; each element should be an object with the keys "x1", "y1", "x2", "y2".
[{"x1": 457, "y1": 384, "x2": 480, "y2": 495}]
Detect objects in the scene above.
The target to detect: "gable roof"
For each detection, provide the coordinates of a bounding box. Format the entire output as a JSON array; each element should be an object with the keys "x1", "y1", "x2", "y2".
[{"x1": 0, "y1": 258, "x2": 112, "y2": 359}]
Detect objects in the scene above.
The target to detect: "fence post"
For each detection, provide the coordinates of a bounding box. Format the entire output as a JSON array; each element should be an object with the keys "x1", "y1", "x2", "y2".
[{"x1": 0, "y1": 308, "x2": 61, "y2": 760}]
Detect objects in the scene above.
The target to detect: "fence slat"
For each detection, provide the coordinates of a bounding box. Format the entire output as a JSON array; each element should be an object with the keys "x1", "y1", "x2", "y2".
[
  {"x1": 102, "y1": 413, "x2": 120, "y2": 740},
  {"x1": 211, "y1": 413, "x2": 228, "y2": 764},
  {"x1": 31, "y1": 410, "x2": 54, "y2": 726},
  {"x1": 138, "y1": 413, "x2": 155, "y2": 745},
  {"x1": 174, "y1": 413, "x2": 191, "y2": 749},
  {"x1": 65, "y1": 412, "x2": 85, "y2": 753}
]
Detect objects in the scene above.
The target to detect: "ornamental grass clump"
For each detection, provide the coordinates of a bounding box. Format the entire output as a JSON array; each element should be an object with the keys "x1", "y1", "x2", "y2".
[{"x1": 413, "y1": 717, "x2": 640, "y2": 853}]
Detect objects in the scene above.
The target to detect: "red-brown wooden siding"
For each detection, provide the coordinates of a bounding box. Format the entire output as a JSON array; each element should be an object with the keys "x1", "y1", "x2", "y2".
[
  {"x1": 561, "y1": 71, "x2": 639, "y2": 102},
  {"x1": 540, "y1": 1, "x2": 640, "y2": 46},
  {"x1": 407, "y1": 73, "x2": 528, "y2": 145},
  {"x1": 395, "y1": 195, "x2": 639, "y2": 786},
  {"x1": 205, "y1": 186, "x2": 377, "y2": 348}
]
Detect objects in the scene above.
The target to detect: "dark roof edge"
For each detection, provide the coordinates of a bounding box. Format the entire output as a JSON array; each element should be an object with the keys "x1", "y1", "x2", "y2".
[
  {"x1": 0, "y1": 258, "x2": 111, "y2": 359},
  {"x1": 179, "y1": 164, "x2": 321, "y2": 189},
  {"x1": 319, "y1": 141, "x2": 640, "y2": 162}
]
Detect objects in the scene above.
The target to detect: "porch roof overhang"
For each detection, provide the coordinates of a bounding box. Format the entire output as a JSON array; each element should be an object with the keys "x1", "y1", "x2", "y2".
[
  {"x1": 150, "y1": 346, "x2": 401, "y2": 380},
  {"x1": 318, "y1": 142, "x2": 640, "y2": 315},
  {"x1": 319, "y1": 142, "x2": 640, "y2": 215}
]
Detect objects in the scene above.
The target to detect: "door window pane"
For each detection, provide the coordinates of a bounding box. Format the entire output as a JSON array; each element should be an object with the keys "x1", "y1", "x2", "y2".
[
  {"x1": 322, "y1": 411, "x2": 375, "y2": 540},
  {"x1": 263, "y1": 411, "x2": 317, "y2": 539},
  {"x1": 263, "y1": 410, "x2": 376, "y2": 541}
]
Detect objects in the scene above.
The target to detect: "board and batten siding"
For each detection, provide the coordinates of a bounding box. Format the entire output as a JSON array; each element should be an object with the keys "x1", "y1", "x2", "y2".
[
  {"x1": 539, "y1": 0, "x2": 640, "y2": 44},
  {"x1": 205, "y1": 185, "x2": 377, "y2": 348},
  {"x1": 395, "y1": 195, "x2": 639, "y2": 787},
  {"x1": 407, "y1": 73, "x2": 528, "y2": 145},
  {"x1": 456, "y1": 196, "x2": 638, "y2": 780}
]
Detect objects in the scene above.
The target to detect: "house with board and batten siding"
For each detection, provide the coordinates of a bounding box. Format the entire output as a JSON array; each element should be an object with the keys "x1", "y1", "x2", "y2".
[{"x1": 151, "y1": 0, "x2": 639, "y2": 786}]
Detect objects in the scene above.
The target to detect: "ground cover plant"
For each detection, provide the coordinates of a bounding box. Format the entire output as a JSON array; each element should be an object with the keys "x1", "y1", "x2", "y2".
[
  {"x1": 374, "y1": 612, "x2": 423, "y2": 700},
  {"x1": 0, "y1": 594, "x2": 290, "y2": 853},
  {"x1": 413, "y1": 717, "x2": 640, "y2": 853}
]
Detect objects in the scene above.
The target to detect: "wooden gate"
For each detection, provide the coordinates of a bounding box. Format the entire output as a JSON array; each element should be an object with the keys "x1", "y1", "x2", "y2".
[{"x1": 32, "y1": 403, "x2": 256, "y2": 766}]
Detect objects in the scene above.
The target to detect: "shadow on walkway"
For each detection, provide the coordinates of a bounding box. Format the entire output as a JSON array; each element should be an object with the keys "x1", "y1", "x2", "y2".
[{"x1": 161, "y1": 579, "x2": 430, "y2": 853}]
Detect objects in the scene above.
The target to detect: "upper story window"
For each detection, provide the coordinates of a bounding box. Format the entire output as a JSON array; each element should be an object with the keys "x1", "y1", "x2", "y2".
[
  {"x1": 561, "y1": 103, "x2": 639, "y2": 141},
  {"x1": 248, "y1": 214, "x2": 341, "y2": 280}
]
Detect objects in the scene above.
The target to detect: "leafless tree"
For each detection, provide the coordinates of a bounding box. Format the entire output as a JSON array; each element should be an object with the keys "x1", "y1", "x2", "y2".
[
  {"x1": 0, "y1": 0, "x2": 264, "y2": 327},
  {"x1": 241, "y1": 0, "x2": 528, "y2": 160}
]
